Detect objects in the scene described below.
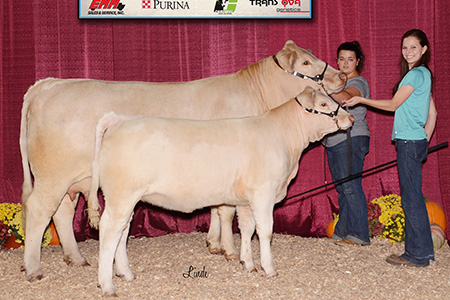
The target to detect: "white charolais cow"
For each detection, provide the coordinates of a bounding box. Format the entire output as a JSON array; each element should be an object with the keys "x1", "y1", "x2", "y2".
[
  {"x1": 88, "y1": 87, "x2": 353, "y2": 297},
  {"x1": 20, "y1": 40, "x2": 346, "y2": 282}
]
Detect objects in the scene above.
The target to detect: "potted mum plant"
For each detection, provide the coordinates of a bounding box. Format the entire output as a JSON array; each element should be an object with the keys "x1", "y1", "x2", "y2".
[
  {"x1": 328, "y1": 194, "x2": 446, "y2": 248},
  {"x1": 0, "y1": 202, "x2": 54, "y2": 249}
]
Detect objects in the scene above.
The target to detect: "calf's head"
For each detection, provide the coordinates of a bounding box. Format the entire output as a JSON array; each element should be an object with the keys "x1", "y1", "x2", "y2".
[
  {"x1": 296, "y1": 87, "x2": 354, "y2": 138},
  {"x1": 275, "y1": 40, "x2": 347, "y2": 94}
]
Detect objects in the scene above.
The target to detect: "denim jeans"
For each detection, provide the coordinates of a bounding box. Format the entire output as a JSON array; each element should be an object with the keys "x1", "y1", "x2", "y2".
[
  {"x1": 396, "y1": 139, "x2": 434, "y2": 265},
  {"x1": 326, "y1": 135, "x2": 370, "y2": 245}
]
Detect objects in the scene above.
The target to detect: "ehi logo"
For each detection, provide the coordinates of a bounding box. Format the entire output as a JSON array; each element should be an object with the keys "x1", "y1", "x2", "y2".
[
  {"x1": 214, "y1": 0, "x2": 238, "y2": 14},
  {"x1": 88, "y1": 0, "x2": 126, "y2": 15}
]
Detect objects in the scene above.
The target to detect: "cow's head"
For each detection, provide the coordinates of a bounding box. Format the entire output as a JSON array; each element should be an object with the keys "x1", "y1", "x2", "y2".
[
  {"x1": 296, "y1": 87, "x2": 353, "y2": 139},
  {"x1": 275, "y1": 40, "x2": 347, "y2": 95}
]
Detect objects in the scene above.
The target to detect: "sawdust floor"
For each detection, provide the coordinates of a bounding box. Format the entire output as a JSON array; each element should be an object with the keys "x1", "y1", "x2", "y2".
[{"x1": 1, "y1": 232, "x2": 450, "y2": 299}]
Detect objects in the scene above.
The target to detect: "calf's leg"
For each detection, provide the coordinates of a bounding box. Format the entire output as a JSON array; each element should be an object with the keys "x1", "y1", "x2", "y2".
[
  {"x1": 114, "y1": 213, "x2": 135, "y2": 282},
  {"x1": 206, "y1": 207, "x2": 222, "y2": 254},
  {"x1": 236, "y1": 205, "x2": 257, "y2": 273},
  {"x1": 98, "y1": 198, "x2": 137, "y2": 297},
  {"x1": 252, "y1": 199, "x2": 277, "y2": 277}
]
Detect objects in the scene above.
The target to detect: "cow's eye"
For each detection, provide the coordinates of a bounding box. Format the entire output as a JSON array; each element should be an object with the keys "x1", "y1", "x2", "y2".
[
  {"x1": 321, "y1": 103, "x2": 327, "y2": 107},
  {"x1": 303, "y1": 61, "x2": 309, "y2": 65}
]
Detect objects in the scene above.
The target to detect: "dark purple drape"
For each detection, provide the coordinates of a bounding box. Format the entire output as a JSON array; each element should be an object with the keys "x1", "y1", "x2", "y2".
[{"x1": 2, "y1": 0, "x2": 450, "y2": 240}]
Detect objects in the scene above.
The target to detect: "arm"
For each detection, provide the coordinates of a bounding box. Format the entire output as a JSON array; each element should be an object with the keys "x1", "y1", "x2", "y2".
[
  {"x1": 331, "y1": 86, "x2": 362, "y2": 105},
  {"x1": 425, "y1": 96, "x2": 437, "y2": 141},
  {"x1": 343, "y1": 85, "x2": 414, "y2": 112}
]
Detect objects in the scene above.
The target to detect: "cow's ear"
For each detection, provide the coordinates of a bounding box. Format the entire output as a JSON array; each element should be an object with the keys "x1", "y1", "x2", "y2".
[
  {"x1": 286, "y1": 51, "x2": 298, "y2": 72},
  {"x1": 306, "y1": 48, "x2": 313, "y2": 54},
  {"x1": 283, "y1": 40, "x2": 297, "y2": 51}
]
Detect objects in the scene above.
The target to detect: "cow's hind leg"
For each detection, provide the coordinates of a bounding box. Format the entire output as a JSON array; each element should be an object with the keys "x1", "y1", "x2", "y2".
[
  {"x1": 23, "y1": 186, "x2": 61, "y2": 282},
  {"x1": 207, "y1": 206, "x2": 239, "y2": 260},
  {"x1": 236, "y1": 205, "x2": 257, "y2": 273},
  {"x1": 53, "y1": 194, "x2": 89, "y2": 267},
  {"x1": 218, "y1": 205, "x2": 239, "y2": 260}
]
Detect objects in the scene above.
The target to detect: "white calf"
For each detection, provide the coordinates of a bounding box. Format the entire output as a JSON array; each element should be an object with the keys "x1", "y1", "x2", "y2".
[{"x1": 88, "y1": 87, "x2": 353, "y2": 296}]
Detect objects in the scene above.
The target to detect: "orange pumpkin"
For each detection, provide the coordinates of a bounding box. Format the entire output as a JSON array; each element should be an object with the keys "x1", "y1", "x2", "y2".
[
  {"x1": 49, "y1": 222, "x2": 60, "y2": 245},
  {"x1": 426, "y1": 201, "x2": 447, "y2": 233},
  {"x1": 5, "y1": 235, "x2": 23, "y2": 249},
  {"x1": 326, "y1": 219, "x2": 335, "y2": 238}
]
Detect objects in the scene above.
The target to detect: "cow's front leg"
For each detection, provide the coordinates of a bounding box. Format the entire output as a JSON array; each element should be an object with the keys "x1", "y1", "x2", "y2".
[
  {"x1": 114, "y1": 213, "x2": 135, "y2": 282},
  {"x1": 236, "y1": 205, "x2": 257, "y2": 273},
  {"x1": 217, "y1": 205, "x2": 239, "y2": 260},
  {"x1": 252, "y1": 200, "x2": 277, "y2": 277},
  {"x1": 206, "y1": 206, "x2": 222, "y2": 255},
  {"x1": 53, "y1": 194, "x2": 89, "y2": 267}
]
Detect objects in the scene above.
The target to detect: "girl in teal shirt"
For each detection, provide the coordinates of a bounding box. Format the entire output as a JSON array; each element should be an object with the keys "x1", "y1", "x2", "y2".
[{"x1": 344, "y1": 29, "x2": 437, "y2": 267}]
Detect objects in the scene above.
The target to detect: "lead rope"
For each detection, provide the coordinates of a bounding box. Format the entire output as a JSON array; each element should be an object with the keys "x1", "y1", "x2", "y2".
[
  {"x1": 323, "y1": 147, "x2": 328, "y2": 185},
  {"x1": 347, "y1": 129, "x2": 353, "y2": 176}
]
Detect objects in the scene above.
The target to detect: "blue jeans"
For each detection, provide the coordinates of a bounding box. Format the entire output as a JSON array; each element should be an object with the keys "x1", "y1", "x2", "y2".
[
  {"x1": 396, "y1": 139, "x2": 434, "y2": 265},
  {"x1": 326, "y1": 135, "x2": 370, "y2": 245}
]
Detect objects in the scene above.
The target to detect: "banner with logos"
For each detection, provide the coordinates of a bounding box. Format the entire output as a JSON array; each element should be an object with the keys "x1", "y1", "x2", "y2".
[{"x1": 79, "y1": 0, "x2": 312, "y2": 19}]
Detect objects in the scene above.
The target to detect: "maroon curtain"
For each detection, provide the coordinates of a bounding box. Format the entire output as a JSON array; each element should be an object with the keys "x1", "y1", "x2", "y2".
[{"x1": 2, "y1": 0, "x2": 450, "y2": 240}]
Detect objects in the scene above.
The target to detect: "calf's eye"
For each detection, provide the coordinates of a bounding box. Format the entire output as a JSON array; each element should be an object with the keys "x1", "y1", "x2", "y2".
[{"x1": 303, "y1": 61, "x2": 309, "y2": 65}]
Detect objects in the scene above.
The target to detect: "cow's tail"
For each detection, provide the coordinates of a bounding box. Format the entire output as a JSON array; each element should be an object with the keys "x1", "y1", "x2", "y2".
[
  {"x1": 87, "y1": 112, "x2": 122, "y2": 229},
  {"x1": 20, "y1": 89, "x2": 33, "y2": 204},
  {"x1": 20, "y1": 80, "x2": 50, "y2": 204}
]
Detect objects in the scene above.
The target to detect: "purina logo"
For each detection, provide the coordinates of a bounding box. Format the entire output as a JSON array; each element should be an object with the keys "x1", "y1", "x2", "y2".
[
  {"x1": 88, "y1": 0, "x2": 126, "y2": 15},
  {"x1": 143, "y1": 0, "x2": 190, "y2": 10},
  {"x1": 214, "y1": 0, "x2": 238, "y2": 14}
]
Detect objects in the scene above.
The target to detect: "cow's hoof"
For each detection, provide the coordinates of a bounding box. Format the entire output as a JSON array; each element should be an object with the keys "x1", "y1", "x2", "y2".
[
  {"x1": 26, "y1": 272, "x2": 44, "y2": 282},
  {"x1": 208, "y1": 247, "x2": 224, "y2": 255},
  {"x1": 116, "y1": 272, "x2": 135, "y2": 282},
  {"x1": 266, "y1": 272, "x2": 278, "y2": 278},
  {"x1": 240, "y1": 261, "x2": 257, "y2": 273},
  {"x1": 225, "y1": 253, "x2": 240, "y2": 261},
  {"x1": 63, "y1": 255, "x2": 89, "y2": 267},
  {"x1": 99, "y1": 284, "x2": 118, "y2": 297},
  {"x1": 102, "y1": 292, "x2": 118, "y2": 298}
]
